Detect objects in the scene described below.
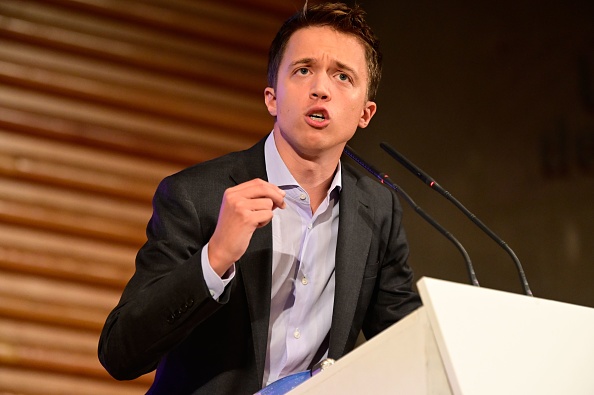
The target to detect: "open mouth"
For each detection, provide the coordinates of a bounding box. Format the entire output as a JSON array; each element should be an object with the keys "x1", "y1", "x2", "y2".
[{"x1": 309, "y1": 113, "x2": 326, "y2": 121}]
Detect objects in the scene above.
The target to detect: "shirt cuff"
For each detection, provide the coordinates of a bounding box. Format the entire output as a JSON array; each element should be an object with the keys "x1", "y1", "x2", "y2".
[{"x1": 201, "y1": 242, "x2": 235, "y2": 300}]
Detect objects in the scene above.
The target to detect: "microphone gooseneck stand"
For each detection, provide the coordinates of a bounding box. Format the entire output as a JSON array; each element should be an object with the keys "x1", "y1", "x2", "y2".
[
  {"x1": 379, "y1": 142, "x2": 532, "y2": 297},
  {"x1": 343, "y1": 145, "x2": 480, "y2": 288}
]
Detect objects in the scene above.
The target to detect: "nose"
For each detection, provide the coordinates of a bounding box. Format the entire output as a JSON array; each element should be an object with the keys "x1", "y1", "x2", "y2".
[
  {"x1": 310, "y1": 75, "x2": 331, "y2": 101},
  {"x1": 311, "y1": 91, "x2": 329, "y2": 100}
]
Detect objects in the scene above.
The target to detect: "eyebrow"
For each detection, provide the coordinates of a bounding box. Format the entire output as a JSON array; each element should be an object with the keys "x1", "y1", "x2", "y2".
[
  {"x1": 336, "y1": 61, "x2": 358, "y2": 78},
  {"x1": 290, "y1": 57, "x2": 315, "y2": 67},
  {"x1": 290, "y1": 58, "x2": 359, "y2": 78}
]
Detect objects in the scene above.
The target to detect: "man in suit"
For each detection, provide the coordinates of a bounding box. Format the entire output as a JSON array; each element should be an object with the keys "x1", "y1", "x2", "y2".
[{"x1": 98, "y1": 3, "x2": 422, "y2": 394}]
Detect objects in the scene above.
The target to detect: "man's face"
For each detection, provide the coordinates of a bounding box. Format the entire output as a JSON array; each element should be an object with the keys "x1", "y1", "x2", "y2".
[{"x1": 265, "y1": 26, "x2": 376, "y2": 160}]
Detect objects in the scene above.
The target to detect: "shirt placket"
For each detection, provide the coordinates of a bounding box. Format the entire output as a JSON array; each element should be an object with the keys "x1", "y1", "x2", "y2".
[{"x1": 281, "y1": 189, "x2": 331, "y2": 376}]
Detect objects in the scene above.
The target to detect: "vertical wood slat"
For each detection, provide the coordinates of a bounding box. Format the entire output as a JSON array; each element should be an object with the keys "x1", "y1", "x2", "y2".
[{"x1": 0, "y1": 0, "x2": 305, "y2": 393}]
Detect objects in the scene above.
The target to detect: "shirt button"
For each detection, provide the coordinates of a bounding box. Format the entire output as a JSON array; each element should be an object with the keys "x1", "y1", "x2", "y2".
[
  {"x1": 294, "y1": 329, "x2": 301, "y2": 339},
  {"x1": 301, "y1": 277, "x2": 308, "y2": 285},
  {"x1": 299, "y1": 193, "x2": 306, "y2": 200},
  {"x1": 307, "y1": 223, "x2": 312, "y2": 230}
]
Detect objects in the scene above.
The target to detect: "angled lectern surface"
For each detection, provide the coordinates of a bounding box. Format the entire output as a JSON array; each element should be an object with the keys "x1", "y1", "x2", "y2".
[{"x1": 287, "y1": 277, "x2": 594, "y2": 395}]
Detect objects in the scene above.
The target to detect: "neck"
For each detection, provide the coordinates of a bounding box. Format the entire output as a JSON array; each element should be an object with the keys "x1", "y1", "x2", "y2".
[
  {"x1": 273, "y1": 134, "x2": 342, "y2": 213},
  {"x1": 289, "y1": 155, "x2": 339, "y2": 213}
]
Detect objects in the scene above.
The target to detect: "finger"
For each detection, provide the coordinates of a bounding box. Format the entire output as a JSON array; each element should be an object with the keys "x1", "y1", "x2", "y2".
[
  {"x1": 228, "y1": 179, "x2": 286, "y2": 209},
  {"x1": 251, "y1": 210, "x2": 275, "y2": 228},
  {"x1": 242, "y1": 197, "x2": 275, "y2": 211},
  {"x1": 221, "y1": 197, "x2": 276, "y2": 229}
]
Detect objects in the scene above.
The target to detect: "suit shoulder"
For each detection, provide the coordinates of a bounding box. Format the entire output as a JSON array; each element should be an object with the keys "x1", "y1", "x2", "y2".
[{"x1": 343, "y1": 162, "x2": 394, "y2": 199}]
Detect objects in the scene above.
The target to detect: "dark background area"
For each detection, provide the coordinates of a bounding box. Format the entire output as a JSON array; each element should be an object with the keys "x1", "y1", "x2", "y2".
[{"x1": 344, "y1": 1, "x2": 594, "y2": 306}]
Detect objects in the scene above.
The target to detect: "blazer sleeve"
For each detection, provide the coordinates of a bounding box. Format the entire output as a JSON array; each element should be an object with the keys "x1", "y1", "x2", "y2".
[{"x1": 98, "y1": 173, "x2": 230, "y2": 380}]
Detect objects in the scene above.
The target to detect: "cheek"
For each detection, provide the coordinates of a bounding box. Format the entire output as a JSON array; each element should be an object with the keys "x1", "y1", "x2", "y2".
[
  {"x1": 277, "y1": 95, "x2": 299, "y2": 118},
  {"x1": 347, "y1": 104, "x2": 365, "y2": 122},
  {"x1": 277, "y1": 104, "x2": 292, "y2": 119}
]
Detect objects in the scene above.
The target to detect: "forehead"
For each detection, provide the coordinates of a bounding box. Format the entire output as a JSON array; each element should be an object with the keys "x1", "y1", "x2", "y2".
[{"x1": 282, "y1": 26, "x2": 368, "y2": 72}]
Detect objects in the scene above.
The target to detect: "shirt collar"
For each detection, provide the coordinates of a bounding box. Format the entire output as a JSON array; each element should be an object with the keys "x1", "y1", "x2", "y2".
[{"x1": 264, "y1": 132, "x2": 342, "y2": 194}]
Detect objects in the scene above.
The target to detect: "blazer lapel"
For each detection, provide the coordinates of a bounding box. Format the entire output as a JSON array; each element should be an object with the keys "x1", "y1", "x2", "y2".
[
  {"x1": 229, "y1": 139, "x2": 272, "y2": 383},
  {"x1": 329, "y1": 167, "x2": 373, "y2": 358}
]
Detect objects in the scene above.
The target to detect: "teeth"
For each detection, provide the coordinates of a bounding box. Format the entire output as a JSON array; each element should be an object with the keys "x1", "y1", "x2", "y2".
[{"x1": 310, "y1": 113, "x2": 325, "y2": 121}]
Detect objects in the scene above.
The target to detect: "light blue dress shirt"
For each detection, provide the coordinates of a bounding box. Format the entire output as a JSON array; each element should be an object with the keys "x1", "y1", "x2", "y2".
[{"x1": 201, "y1": 132, "x2": 341, "y2": 387}]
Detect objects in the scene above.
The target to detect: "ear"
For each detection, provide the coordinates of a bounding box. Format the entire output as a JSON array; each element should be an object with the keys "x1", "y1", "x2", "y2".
[
  {"x1": 358, "y1": 100, "x2": 377, "y2": 128},
  {"x1": 264, "y1": 87, "x2": 277, "y2": 117}
]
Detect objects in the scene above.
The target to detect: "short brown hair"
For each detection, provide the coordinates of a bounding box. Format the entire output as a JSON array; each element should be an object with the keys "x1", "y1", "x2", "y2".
[{"x1": 267, "y1": 2, "x2": 382, "y2": 101}]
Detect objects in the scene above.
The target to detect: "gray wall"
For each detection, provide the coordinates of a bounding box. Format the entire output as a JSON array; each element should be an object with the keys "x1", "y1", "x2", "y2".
[{"x1": 347, "y1": 1, "x2": 594, "y2": 306}]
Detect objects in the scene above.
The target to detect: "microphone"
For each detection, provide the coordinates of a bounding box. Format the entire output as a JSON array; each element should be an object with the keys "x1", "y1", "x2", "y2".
[
  {"x1": 379, "y1": 142, "x2": 533, "y2": 297},
  {"x1": 343, "y1": 144, "x2": 480, "y2": 287}
]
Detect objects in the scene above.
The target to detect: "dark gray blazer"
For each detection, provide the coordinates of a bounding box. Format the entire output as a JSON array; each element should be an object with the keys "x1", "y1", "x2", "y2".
[{"x1": 98, "y1": 138, "x2": 421, "y2": 394}]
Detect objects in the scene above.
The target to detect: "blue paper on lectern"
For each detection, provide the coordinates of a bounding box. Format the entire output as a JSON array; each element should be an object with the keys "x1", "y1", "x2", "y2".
[{"x1": 254, "y1": 371, "x2": 311, "y2": 395}]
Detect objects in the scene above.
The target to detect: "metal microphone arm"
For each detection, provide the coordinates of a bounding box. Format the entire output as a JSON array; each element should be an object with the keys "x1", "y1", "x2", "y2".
[
  {"x1": 380, "y1": 142, "x2": 532, "y2": 296},
  {"x1": 344, "y1": 144, "x2": 480, "y2": 288}
]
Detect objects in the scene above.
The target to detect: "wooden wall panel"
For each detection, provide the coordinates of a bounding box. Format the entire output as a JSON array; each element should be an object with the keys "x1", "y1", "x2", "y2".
[{"x1": 0, "y1": 0, "x2": 315, "y2": 393}]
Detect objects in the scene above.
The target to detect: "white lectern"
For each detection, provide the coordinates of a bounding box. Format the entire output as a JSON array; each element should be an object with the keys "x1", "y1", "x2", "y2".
[{"x1": 287, "y1": 277, "x2": 594, "y2": 395}]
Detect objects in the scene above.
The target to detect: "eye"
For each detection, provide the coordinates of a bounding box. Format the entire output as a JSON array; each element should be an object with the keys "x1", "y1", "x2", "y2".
[
  {"x1": 297, "y1": 67, "x2": 309, "y2": 75},
  {"x1": 337, "y1": 73, "x2": 351, "y2": 82}
]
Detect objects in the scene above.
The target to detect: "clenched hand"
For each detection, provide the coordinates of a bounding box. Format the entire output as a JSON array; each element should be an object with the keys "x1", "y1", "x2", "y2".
[{"x1": 208, "y1": 178, "x2": 286, "y2": 276}]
